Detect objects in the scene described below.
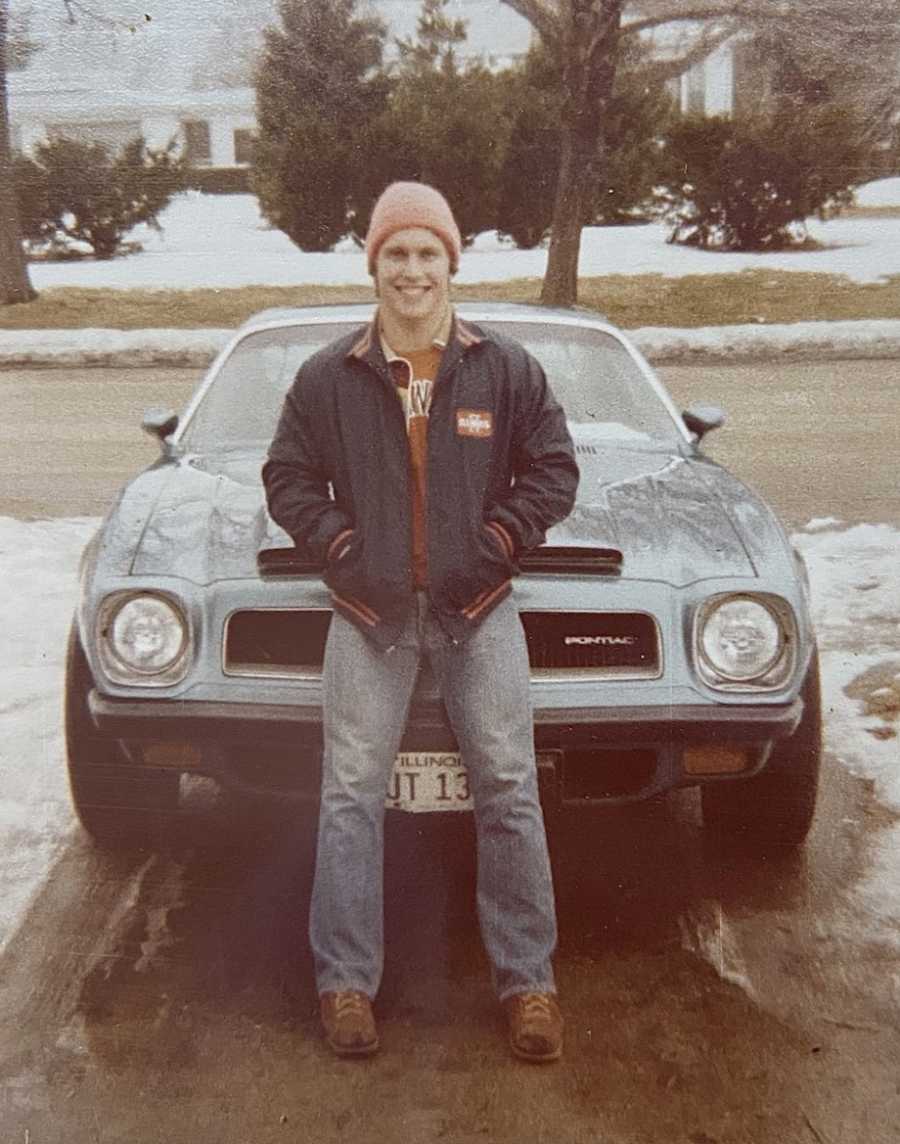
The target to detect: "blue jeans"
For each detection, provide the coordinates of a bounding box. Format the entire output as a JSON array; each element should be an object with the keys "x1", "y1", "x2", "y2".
[{"x1": 309, "y1": 593, "x2": 557, "y2": 1002}]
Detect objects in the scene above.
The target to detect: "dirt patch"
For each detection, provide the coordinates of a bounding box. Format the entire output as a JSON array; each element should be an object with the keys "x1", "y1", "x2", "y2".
[{"x1": 844, "y1": 659, "x2": 900, "y2": 738}]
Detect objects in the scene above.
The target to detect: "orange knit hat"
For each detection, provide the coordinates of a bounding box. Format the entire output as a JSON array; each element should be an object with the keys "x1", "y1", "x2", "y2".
[{"x1": 365, "y1": 182, "x2": 462, "y2": 275}]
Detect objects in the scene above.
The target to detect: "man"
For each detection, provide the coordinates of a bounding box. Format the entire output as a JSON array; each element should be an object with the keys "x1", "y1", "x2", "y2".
[{"x1": 263, "y1": 182, "x2": 578, "y2": 1062}]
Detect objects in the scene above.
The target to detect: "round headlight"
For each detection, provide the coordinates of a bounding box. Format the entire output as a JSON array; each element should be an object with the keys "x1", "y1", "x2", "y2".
[
  {"x1": 699, "y1": 597, "x2": 783, "y2": 682},
  {"x1": 108, "y1": 595, "x2": 187, "y2": 675}
]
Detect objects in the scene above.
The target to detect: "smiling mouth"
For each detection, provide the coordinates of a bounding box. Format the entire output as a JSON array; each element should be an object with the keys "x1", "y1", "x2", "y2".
[{"x1": 393, "y1": 288, "x2": 433, "y2": 305}]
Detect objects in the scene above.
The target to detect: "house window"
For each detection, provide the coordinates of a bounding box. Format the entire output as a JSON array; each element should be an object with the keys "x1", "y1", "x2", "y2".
[
  {"x1": 182, "y1": 119, "x2": 212, "y2": 165},
  {"x1": 233, "y1": 128, "x2": 256, "y2": 166}
]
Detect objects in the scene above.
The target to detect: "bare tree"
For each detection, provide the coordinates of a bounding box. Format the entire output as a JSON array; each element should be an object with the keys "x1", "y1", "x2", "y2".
[
  {"x1": 1, "y1": 0, "x2": 153, "y2": 306},
  {"x1": 501, "y1": 0, "x2": 900, "y2": 306},
  {"x1": 0, "y1": 0, "x2": 36, "y2": 305}
]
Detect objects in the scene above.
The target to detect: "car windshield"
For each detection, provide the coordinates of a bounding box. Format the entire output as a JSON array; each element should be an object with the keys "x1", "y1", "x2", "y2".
[{"x1": 178, "y1": 319, "x2": 685, "y2": 452}]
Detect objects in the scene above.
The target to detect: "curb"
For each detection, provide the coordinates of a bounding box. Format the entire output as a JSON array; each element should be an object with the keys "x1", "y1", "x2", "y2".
[{"x1": 2, "y1": 320, "x2": 900, "y2": 368}]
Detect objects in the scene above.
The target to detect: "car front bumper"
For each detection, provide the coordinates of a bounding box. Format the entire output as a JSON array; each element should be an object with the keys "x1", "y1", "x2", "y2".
[{"x1": 89, "y1": 690, "x2": 805, "y2": 807}]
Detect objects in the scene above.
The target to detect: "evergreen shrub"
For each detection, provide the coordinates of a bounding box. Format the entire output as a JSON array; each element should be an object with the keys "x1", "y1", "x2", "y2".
[
  {"x1": 16, "y1": 137, "x2": 185, "y2": 260},
  {"x1": 658, "y1": 108, "x2": 867, "y2": 251},
  {"x1": 252, "y1": 0, "x2": 388, "y2": 252}
]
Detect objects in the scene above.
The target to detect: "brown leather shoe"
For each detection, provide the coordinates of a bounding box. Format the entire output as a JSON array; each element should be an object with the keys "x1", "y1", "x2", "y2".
[
  {"x1": 320, "y1": 990, "x2": 379, "y2": 1057},
  {"x1": 504, "y1": 992, "x2": 563, "y2": 1062}
]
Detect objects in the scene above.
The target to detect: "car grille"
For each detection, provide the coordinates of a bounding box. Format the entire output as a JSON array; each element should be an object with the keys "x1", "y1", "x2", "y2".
[
  {"x1": 521, "y1": 611, "x2": 660, "y2": 678},
  {"x1": 225, "y1": 609, "x2": 332, "y2": 677},
  {"x1": 223, "y1": 608, "x2": 660, "y2": 680}
]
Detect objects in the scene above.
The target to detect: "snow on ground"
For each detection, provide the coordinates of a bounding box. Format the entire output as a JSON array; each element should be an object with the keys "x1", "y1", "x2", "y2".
[
  {"x1": 629, "y1": 319, "x2": 900, "y2": 364},
  {"x1": 23, "y1": 187, "x2": 900, "y2": 294},
  {"x1": 854, "y1": 176, "x2": 900, "y2": 208},
  {"x1": 0, "y1": 517, "x2": 97, "y2": 958},
  {"x1": 6, "y1": 186, "x2": 898, "y2": 367},
  {"x1": 794, "y1": 523, "x2": 900, "y2": 813},
  {"x1": 1, "y1": 516, "x2": 898, "y2": 958},
  {"x1": 0, "y1": 326, "x2": 233, "y2": 369}
]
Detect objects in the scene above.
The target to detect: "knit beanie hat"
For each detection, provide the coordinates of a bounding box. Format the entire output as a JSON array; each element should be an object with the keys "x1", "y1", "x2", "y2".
[{"x1": 365, "y1": 182, "x2": 462, "y2": 275}]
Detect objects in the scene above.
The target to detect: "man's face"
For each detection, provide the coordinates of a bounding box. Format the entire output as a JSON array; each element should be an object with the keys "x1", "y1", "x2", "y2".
[{"x1": 374, "y1": 227, "x2": 451, "y2": 329}]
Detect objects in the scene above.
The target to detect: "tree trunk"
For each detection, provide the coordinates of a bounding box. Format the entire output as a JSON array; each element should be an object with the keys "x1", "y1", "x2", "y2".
[
  {"x1": 540, "y1": 127, "x2": 586, "y2": 307},
  {"x1": 539, "y1": 0, "x2": 621, "y2": 308},
  {"x1": 0, "y1": 0, "x2": 36, "y2": 306}
]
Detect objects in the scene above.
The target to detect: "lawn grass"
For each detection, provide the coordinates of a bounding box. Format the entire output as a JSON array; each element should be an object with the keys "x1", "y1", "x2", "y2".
[{"x1": 1, "y1": 270, "x2": 899, "y2": 331}]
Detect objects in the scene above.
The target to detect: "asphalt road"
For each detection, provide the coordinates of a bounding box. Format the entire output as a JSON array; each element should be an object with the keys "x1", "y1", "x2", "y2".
[
  {"x1": 0, "y1": 360, "x2": 898, "y2": 1143},
  {"x1": 1, "y1": 359, "x2": 898, "y2": 526}
]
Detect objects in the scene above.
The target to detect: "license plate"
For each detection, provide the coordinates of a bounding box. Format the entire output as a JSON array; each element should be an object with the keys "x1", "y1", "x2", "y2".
[{"x1": 386, "y1": 752, "x2": 473, "y2": 813}]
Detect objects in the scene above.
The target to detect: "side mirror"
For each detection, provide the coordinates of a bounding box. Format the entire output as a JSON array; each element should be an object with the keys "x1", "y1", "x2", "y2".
[
  {"x1": 141, "y1": 407, "x2": 179, "y2": 447},
  {"x1": 682, "y1": 403, "x2": 726, "y2": 442}
]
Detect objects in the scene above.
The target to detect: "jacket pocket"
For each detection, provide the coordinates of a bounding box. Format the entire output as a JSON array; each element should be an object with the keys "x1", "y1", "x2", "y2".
[
  {"x1": 483, "y1": 521, "x2": 516, "y2": 563},
  {"x1": 326, "y1": 528, "x2": 355, "y2": 564},
  {"x1": 447, "y1": 524, "x2": 515, "y2": 619},
  {"x1": 324, "y1": 529, "x2": 365, "y2": 595},
  {"x1": 325, "y1": 536, "x2": 384, "y2": 626},
  {"x1": 461, "y1": 578, "x2": 512, "y2": 621}
]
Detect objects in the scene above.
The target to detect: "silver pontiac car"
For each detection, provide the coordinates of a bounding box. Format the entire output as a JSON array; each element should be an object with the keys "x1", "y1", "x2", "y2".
[{"x1": 67, "y1": 303, "x2": 820, "y2": 852}]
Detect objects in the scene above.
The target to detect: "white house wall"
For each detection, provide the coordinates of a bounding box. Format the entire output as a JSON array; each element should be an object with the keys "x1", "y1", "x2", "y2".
[
  {"x1": 703, "y1": 46, "x2": 735, "y2": 116},
  {"x1": 8, "y1": 72, "x2": 258, "y2": 166},
  {"x1": 141, "y1": 116, "x2": 183, "y2": 153}
]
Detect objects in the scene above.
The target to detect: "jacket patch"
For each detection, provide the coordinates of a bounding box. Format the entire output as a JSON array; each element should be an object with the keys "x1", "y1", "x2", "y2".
[{"x1": 456, "y1": 409, "x2": 493, "y2": 438}]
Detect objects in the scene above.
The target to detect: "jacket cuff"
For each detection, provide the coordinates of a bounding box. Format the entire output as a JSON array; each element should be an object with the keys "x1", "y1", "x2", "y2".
[
  {"x1": 486, "y1": 519, "x2": 516, "y2": 560},
  {"x1": 326, "y1": 528, "x2": 355, "y2": 562},
  {"x1": 306, "y1": 513, "x2": 353, "y2": 563}
]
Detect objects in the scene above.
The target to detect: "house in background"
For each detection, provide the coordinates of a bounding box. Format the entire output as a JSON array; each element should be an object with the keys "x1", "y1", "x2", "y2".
[
  {"x1": 7, "y1": 0, "x2": 735, "y2": 182},
  {"x1": 9, "y1": 72, "x2": 258, "y2": 172},
  {"x1": 7, "y1": 0, "x2": 267, "y2": 179},
  {"x1": 672, "y1": 46, "x2": 735, "y2": 117}
]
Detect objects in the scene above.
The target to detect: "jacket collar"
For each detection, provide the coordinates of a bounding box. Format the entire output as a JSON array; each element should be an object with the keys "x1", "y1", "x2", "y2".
[{"x1": 347, "y1": 309, "x2": 483, "y2": 370}]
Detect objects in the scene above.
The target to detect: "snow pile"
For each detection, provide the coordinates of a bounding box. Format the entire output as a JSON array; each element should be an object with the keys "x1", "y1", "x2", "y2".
[
  {"x1": 629, "y1": 319, "x2": 900, "y2": 364},
  {"x1": 794, "y1": 522, "x2": 900, "y2": 814},
  {"x1": 0, "y1": 327, "x2": 233, "y2": 368},
  {"x1": 795, "y1": 522, "x2": 900, "y2": 657},
  {"x1": 4, "y1": 318, "x2": 900, "y2": 369},
  {"x1": 22, "y1": 189, "x2": 900, "y2": 292},
  {"x1": 0, "y1": 517, "x2": 98, "y2": 957}
]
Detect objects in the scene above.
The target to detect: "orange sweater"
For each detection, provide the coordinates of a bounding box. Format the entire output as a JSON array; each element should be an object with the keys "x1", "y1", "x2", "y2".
[{"x1": 386, "y1": 345, "x2": 443, "y2": 588}]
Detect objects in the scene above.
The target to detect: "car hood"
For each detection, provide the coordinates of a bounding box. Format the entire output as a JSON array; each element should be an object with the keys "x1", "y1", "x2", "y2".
[{"x1": 105, "y1": 441, "x2": 784, "y2": 587}]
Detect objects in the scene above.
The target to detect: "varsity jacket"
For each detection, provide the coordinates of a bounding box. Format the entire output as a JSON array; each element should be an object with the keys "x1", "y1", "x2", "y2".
[{"x1": 262, "y1": 314, "x2": 579, "y2": 650}]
